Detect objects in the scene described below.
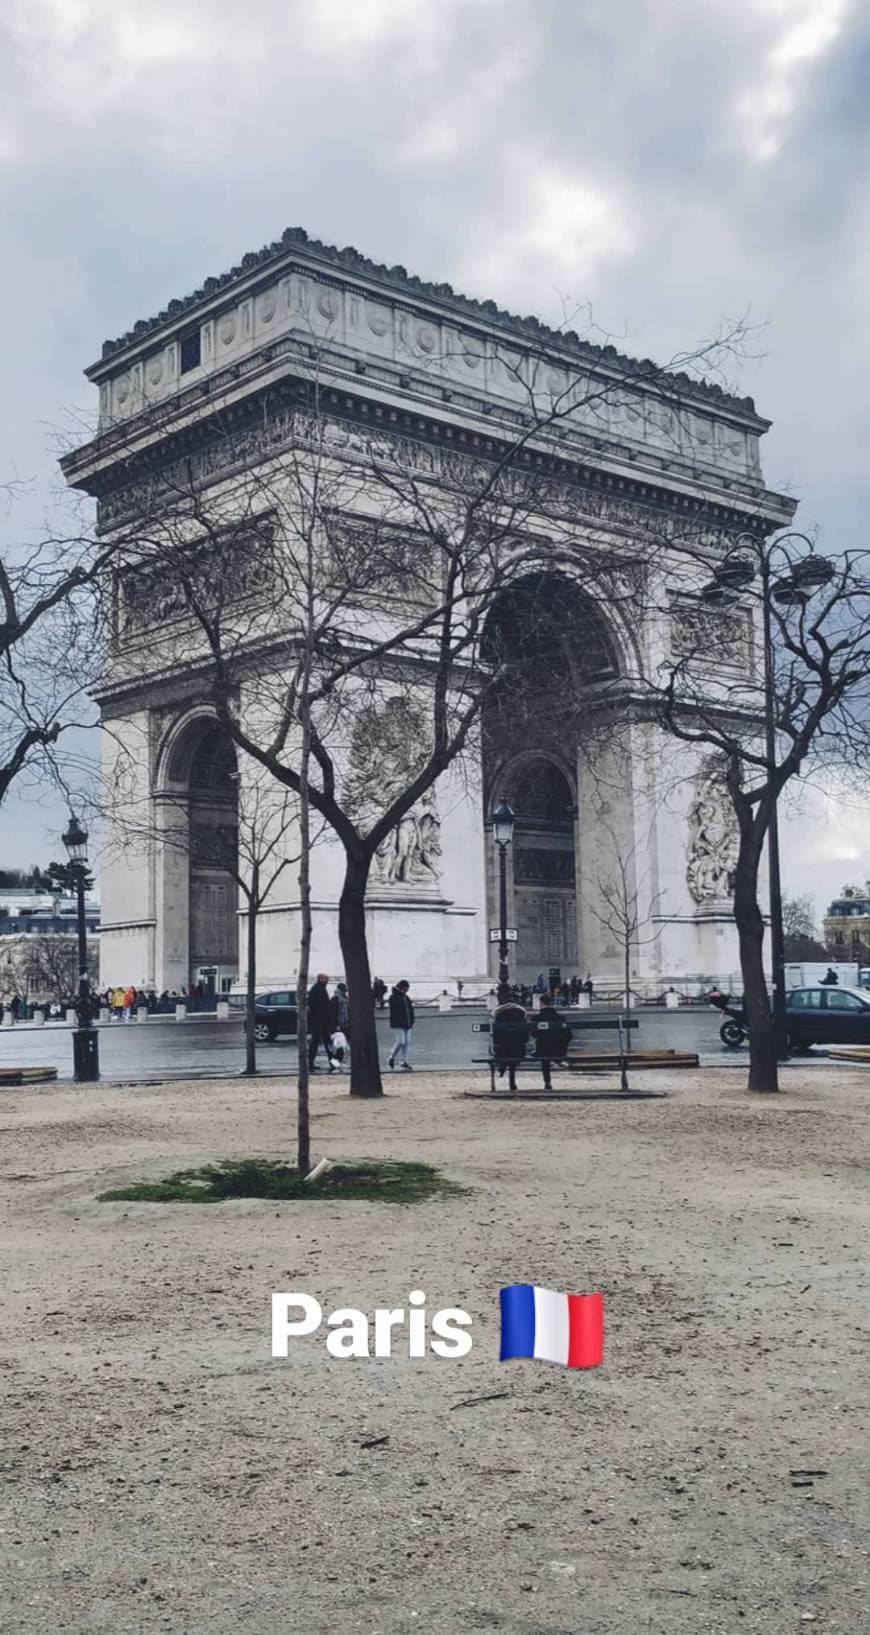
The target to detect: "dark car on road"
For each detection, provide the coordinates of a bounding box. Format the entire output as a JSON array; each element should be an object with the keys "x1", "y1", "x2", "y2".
[
  {"x1": 786, "y1": 986, "x2": 870, "y2": 1050},
  {"x1": 250, "y1": 990, "x2": 298, "y2": 1043}
]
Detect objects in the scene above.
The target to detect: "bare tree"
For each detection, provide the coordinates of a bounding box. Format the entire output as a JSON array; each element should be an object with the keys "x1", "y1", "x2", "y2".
[
  {"x1": 0, "y1": 483, "x2": 120, "y2": 805},
  {"x1": 103, "y1": 747, "x2": 309, "y2": 1076},
  {"x1": 636, "y1": 532, "x2": 870, "y2": 1092},
  {"x1": 584, "y1": 859, "x2": 662, "y2": 1016},
  {"x1": 581, "y1": 807, "x2": 663, "y2": 1019},
  {"x1": 782, "y1": 892, "x2": 818, "y2": 944},
  {"x1": 781, "y1": 893, "x2": 828, "y2": 961},
  {"x1": 12, "y1": 932, "x2": 98, "y2": 1002}
]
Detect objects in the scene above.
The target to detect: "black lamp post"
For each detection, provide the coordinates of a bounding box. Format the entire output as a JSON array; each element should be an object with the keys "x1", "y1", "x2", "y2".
[
  {"x1": 701, "y1": 533, "x2": 834, "y2": 1060},
  {"x1": 62, "y1": 814, "x2": 99, "y2": 1082},
  {"x1": 493, "y1": 797, "x2": 513, "y2": 1000},
  {"x1": 492, "y1": 799, "x2": 515, "y2": 1003}
]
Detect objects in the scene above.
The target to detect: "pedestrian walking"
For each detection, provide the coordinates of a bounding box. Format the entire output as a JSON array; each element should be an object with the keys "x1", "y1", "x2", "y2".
[
  {"x1": 372, "y1": 976, "x2": 387, "y2": 1010},
  {"x1": 307, "y1": 973, "x2": 336, "y2": 1072},
  {"x1": 388, "y1": 980, "x2": 415, "y2": 1070},
  {"x1": 123, "y1": 984, "x2": 136, "y2": 1022},
  {"x1": 10, "y1": 994, "x2": 21, "y2": 1023},
  {"x1": 535, "y1": 997, "x2": 573, "y2": 1090},
  {"x1": 112, "y1": 985, "x2": 125, "y2": 1021},
  {"x1": 330, "y1": 981, "x2": 351, "y2": 1070}
]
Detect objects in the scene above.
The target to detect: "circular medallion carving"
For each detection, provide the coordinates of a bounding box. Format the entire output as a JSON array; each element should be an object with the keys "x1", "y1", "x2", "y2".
[
  {"x1": 317, "y1": 288, "x2": 339, "y2": 320},
  {"x1": 115, "y1": 374, "x2": 131, "y2": 404},
  {"x1": 218, "y1": 314, "x2": 237, "y2": 344},
  {"x1": 463, "y1": 346, "x2": 482, "y2": 369},
  {"x1": 367, "y1": 304, "x2": 390, "y2": 336},
  {"x1": 146, "y1": 357, "x2": 163, "y2": 386},
  {"x1": 417, "y1": 324, "x2": 436, "y2": 353},
  {"x1": 258, "y1": 292, "x2": 276, "y2": 324}
]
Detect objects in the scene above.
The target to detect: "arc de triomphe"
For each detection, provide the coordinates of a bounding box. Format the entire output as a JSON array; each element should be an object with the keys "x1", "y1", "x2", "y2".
[{"x1": 62, "y1": 226, "x2": 793, "y2": 998}]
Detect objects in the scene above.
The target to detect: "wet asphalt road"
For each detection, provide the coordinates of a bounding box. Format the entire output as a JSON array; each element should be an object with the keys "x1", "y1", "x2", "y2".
[{"x1": 0, "y1": 1005, "x2": 771, "y2": 1083}]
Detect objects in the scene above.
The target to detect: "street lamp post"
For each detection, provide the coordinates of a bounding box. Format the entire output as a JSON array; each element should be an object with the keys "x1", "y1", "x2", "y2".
[
  {"x1": 492, "y1": 800, "x2": 515, "y2": 1004},
  {"x1": 701, "y1": 534, "x2": 834, "y2": 1060},
  {"x1": 62, "y1": 814, "x2": 99, "y2": 1083}
]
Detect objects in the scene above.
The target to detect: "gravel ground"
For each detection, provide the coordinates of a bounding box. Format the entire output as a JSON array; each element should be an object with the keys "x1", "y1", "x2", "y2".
[{"x1": 1, "y1": 1066, "x2": 868, "y2": 1634}]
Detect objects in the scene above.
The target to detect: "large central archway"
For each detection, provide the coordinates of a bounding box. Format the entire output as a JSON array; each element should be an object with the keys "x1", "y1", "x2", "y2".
[{"x1": 481, "y1": 570, "x2": 623, "y2": 986}]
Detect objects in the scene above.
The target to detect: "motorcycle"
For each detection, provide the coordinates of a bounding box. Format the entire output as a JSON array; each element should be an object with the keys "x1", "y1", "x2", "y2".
[{"x1": 708, "y1": 989, "x2": 749, "y2": 1048}]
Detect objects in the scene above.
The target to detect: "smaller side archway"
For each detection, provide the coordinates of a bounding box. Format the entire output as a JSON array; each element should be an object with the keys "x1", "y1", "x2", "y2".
[{"x1": 154, "y1": 713, "x2": 239, "y2": 996}]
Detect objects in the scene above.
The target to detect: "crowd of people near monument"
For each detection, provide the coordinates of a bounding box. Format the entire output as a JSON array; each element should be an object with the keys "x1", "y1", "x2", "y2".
[
  {"x1": 509, "y1": 973, "x2": 593, "y2": 1008},
  {"x1": 99, "y1": 984, "x2": 216, "y2": 1018}
]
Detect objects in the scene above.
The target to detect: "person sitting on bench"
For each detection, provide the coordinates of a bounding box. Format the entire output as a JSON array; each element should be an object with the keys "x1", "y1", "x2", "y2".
[
  {"x1": 535, "y1": 996, "x2": 573, "y2": 1089},
  {"x1": 492, "y1": 1000, "x2": 530, "y2": 1091}
]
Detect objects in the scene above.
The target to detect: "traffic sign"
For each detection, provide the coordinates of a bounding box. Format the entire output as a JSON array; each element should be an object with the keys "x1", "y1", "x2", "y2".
[{"x1": 489, "y1": 928, "x2": 518, "y2": 943}]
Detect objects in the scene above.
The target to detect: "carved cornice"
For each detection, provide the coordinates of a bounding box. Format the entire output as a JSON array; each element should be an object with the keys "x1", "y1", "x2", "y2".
[
  {"x1": 93, "y1": 225, "x2": 760, "y2": 422},
  {"x1": 82, "y1": 383, "x2": 779, "y2": 546}
]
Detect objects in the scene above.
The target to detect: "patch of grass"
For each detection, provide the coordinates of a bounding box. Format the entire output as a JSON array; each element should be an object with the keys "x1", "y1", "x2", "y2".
[{"x1": 98, "y1": 1157, "x2": 463, "y2": 1205}]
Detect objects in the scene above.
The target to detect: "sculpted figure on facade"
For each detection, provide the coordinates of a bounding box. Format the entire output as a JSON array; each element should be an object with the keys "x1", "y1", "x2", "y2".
[
  {"x1": 373, "y1": 793, "x2": 442, "y2": 886},
  {"x1": 686, "y1": 758, "x2": 740, "y2": 903},
  {"x1": 344, "y1": 697, "x2": 443, "y2": 890}
]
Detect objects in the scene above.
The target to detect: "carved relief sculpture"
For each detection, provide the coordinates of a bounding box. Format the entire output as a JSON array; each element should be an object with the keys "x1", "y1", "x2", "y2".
[
  {"x1": 344, "y1": 698, "x2": 443, "y2": 891},
  {"x1": 670, "y1": 598, "x2": 752, "y2": 667},
  {"x1": 686, "y1": 758, "x2": 740, "y2": 903},
  {"x1": 373, "y1": 793, "x2": 442, "y2": 886}
]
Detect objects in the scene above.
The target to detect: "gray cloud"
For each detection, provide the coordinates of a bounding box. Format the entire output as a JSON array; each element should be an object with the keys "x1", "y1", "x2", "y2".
[{"x1": 0, "y1": 0, "x2": 865, "y2": 915}]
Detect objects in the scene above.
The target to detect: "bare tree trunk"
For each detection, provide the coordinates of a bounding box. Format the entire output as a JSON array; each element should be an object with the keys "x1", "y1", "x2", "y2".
[
  {"x1": 734, "y1": 843, "x2": 779, "y2": 1093},
  {"x1": 243, "y1": 884, "x2": 258, "y2": 1076},
  {"x1": 296, "y1": 766, "x2": 312, "y2": 1178},
  {"x1": 339, "y1": 851, "x2": 382, "y2": 1098},
  {"x1": 624, "y1": 941, "x2": 631, "y2": 1013}
]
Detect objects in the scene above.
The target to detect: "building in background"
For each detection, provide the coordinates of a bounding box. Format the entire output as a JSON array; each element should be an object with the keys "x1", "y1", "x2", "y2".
[
  {"x1": 0, "y1": 889, "x2": 100, "y2": 1005},
  {"x1": 823, "y1": 883, "x2": 870, "y2": 961}
]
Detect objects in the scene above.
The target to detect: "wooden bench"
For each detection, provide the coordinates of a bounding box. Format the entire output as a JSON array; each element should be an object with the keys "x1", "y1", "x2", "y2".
[
  {"x1": 473, "y1": 1015, "x2": 644, "y2": 1092},
  {"x1": 0, "y1": 1066, "x2": 58, "y2": 1085}
]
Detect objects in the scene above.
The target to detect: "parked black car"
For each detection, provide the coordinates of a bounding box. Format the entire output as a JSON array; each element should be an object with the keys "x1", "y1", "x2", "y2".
[
  {"x1": 251, "y1": 990, "x2": 298, "y2": 1043},
  {"x1": 786, "y1": 986, "x2": 870, "y2": 1050}
]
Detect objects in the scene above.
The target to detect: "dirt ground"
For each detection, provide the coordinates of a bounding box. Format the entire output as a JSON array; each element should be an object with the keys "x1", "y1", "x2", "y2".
[{"x1": 1, "y1": 1065, "x2": 868, "y2": 1635}]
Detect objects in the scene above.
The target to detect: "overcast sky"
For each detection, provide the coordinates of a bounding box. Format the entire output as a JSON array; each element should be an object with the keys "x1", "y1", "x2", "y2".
[{"x1": 1, "y1": 0, "x2": 868, "y2": 917}]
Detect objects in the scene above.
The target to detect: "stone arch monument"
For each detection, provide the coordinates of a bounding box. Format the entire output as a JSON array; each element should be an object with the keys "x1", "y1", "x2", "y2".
[{"x1": 65, "y1": 226, "x2": 794, "y2": 994}]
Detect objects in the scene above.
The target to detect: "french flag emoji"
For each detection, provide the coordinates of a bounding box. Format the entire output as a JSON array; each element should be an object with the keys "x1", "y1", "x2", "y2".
[{"x1": 499, "y1": 1284, "x2": 603, "y2": 1368}]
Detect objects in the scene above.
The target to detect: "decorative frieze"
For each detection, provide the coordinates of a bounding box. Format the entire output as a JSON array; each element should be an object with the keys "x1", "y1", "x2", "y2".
[
  {"x1": 669, "y1": 596, "x2": 754, "y2": 667},
  {"x1": 97, "y1": 398, "x2": 747, "y2": 558}
]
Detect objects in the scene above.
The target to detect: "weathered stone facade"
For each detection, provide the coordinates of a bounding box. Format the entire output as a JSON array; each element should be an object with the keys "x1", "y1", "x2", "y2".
[{"x1": 63, "y1": 228, "x2": 793, "y2": 997}]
